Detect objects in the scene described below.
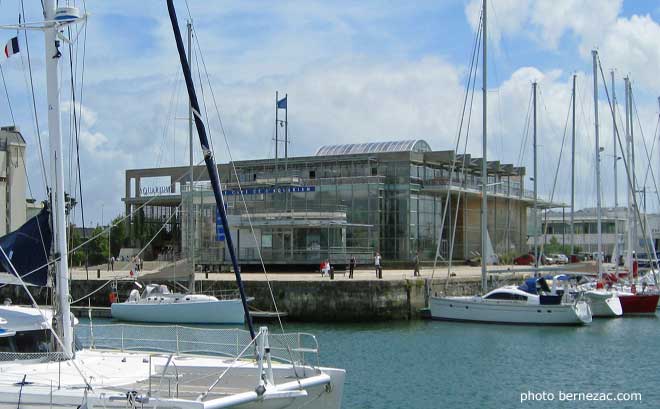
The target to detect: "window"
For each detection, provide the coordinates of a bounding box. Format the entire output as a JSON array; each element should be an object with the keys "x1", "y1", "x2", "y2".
[
  {"x1": 485, "y1": 292, "x2": 527, "y2": 301},
  {"x1": 371, "y1": 167, "x2": 378, "y2": 176},
  {"x1": 309, "y1": 170, "x2": 316, "y2": 179}
]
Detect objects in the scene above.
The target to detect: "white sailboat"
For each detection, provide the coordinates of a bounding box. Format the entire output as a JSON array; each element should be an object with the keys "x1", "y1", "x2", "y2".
[
  {"x1": 429, "y1": 0, "x2": 591, "y2": 325},
  {"x1": 111, "y1": 283, "x2": 247, "y2": 324},
  {"x1": 110, "y1": 21, "x2": 246, "y2": 325},
  {"x1": 0, "y1": 2, "x2": 345, "y2": 407}
]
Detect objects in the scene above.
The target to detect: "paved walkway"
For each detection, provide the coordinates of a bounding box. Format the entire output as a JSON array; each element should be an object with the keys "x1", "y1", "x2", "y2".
[{"x1": 70, "y1": 264, "x2": 554, "y2": 282}]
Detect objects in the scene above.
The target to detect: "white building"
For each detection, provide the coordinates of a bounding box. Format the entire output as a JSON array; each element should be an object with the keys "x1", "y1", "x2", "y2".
[
  {"x1": 0, "y1": 126, "x2": 27, "y2": 236},
  {"x1": 531, "y1": 207, "x2": 660, "y2": 257}
]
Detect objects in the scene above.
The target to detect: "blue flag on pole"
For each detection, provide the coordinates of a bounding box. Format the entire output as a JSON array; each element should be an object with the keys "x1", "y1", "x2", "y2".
[{"x1": 277, "y1": 96, "x2": 287, "y2": 109}]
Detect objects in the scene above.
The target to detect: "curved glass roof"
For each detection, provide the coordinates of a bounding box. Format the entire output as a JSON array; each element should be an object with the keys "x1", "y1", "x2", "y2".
[{"x1": 315, "y1": 139, "x2": 431, "y2": 156}]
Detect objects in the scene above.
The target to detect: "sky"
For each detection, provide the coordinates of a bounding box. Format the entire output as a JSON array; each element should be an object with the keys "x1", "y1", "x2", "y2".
[{"x1": 1, "y1": 0, "x2": 660, "y2": 226}]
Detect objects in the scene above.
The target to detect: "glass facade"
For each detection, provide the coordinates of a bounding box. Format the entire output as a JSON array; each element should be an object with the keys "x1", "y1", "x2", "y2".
[{"x1": 126, "y1": 140, "x2": 534, "y2": 268}]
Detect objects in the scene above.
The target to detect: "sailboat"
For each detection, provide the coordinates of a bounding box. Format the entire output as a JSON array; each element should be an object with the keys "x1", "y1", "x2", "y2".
[
  {"x1": 430, "y1": 3, "x2": 591, "y2": 325},
  {"x1": 110, "y1": 19, "x2": 246, "y2": 325},
  {"x1": 610, "y1": 75, "x2": 659, "y2": 314},
  {"x1": 0, "y1": 2, "x2": 345, "y2": 407}
]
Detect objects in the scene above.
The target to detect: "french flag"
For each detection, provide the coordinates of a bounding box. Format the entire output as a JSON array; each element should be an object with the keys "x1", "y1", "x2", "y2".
[{"x1": 4, "y1": 37, "x2": 18, "y2": 59}]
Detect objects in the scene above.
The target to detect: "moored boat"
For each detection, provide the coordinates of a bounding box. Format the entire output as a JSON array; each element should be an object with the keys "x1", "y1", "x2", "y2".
[
  {"x1": 111, "y1": 283, "x2": 247, "y2": 324},
  {"x1": 430, "y1": 281, "x2": 592, "y2": 326}
]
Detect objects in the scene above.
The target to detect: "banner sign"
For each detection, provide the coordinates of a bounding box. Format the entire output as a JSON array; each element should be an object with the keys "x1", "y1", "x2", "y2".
[{"x1": 221, "y1": 186, "x2": 315, "y2": 196}]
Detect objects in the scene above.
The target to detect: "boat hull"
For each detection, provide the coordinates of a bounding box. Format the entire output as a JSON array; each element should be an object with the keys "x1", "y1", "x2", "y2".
[
  {"x1": 584, "y1": 291, "x2": 623, "y2": 318},
  {"x1": 429, "y1": 296, "x2": 591, "y2": 325},
  {"x1": 618, "y1": 293, "x2": 660, "y2": 315},
  {"x1": 111, "y1": 298, "x2": 246, "y2": 324}
]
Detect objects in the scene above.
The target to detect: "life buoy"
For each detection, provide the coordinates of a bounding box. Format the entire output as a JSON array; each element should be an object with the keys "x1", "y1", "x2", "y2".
[{"x1": 109, "y1": 291, "x2": 118, "y2": 304}]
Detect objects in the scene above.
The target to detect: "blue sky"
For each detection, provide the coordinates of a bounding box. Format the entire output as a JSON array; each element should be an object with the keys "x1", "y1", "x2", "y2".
[{"x1": 0, "y1": 0, "x2": 659, "y2": 225}]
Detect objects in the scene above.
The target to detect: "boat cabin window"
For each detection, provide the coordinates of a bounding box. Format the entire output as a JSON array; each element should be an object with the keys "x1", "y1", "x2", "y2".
[
  {"x1": 485, "y1": 292, "x2": 527, "y2": 301},
  {"x1": 0, "y1": 330, "x2": 50, "y2": 354}
]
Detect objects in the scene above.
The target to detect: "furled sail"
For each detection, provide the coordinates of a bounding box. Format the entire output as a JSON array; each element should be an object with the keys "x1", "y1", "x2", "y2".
[{"x1": 0, "y1": 207, "x2": 52, "y2": 286}]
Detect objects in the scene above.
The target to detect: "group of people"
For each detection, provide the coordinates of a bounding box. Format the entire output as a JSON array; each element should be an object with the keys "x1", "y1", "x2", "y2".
[{"x1": 318, "y1": 250, "x2": 421, "y2": 279}]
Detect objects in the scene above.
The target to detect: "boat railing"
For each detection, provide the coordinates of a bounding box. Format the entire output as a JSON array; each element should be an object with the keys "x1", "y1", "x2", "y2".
[
  {"x1": 0, "y1": 351, "x2": 68, "y2": 362},
  {"x1": 74, "y1": 324, "x2": 320, "y2": 367}
]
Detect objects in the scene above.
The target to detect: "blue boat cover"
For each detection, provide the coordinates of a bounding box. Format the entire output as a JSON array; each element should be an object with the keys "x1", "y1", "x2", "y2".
[
  {"x1": 519, "y1": 277, "x2": 539, "y2": 294},
  {"x1": 0, "y1": 208, "x2": 51, "y2": 286}
]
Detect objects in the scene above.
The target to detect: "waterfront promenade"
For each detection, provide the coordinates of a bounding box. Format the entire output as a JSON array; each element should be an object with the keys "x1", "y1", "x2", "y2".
[{"x1": 70, "y1": 264, "x2": 538, "y2": 282}]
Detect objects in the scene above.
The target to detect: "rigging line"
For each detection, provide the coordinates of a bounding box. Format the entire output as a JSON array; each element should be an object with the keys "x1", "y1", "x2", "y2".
[
  {"x1": 195, "y1": 49, "x2": 288, "y2": 336},
  {"x1": 156, "y1": 70, "x2": 182, "y2": 168},
  {"x1": 516, "y1": 88, "x2": 534, "y2": 167},
  {"x1": 192, "y1": 37, "x2": 216, "y2": 156},
  {"x1": 597, "y1": 59, "x2": 657, "y2": 282},
  {"x1": 67, "y1": 25, "x2": 89, "y2": 274},
  {"x1": 70, "y1": 205, "x2": 181, "y2": 305},
  {"x1": 538, "y1": 86, "x2": 572, "y2": 256},
  {"x1": 19, "y1": 4, "x2": 48, "y2": 190},
  {"x1": 431, "y1": 7, "x2": 482, "y2": 280},
  {"x1": 0, "y1": 64, "x2": 15, "y2": 125},
  {"x1": 631, "y1": 90, "x2": 660, "y2": 210},
  {"x1": 0, "y1": 161, "x2": 205, "y2": 287},
  {"x1": 445, "y1": 46, "x2": 480, "y2": 288}
]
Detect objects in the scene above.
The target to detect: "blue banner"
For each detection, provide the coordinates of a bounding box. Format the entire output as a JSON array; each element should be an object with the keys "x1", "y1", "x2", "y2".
[
  {"x1": 216, "y1": 206, "x2": 227, "y2": 241},
  {"x1": 221, "y1": 186, "x2": 315, "y2": 196}
]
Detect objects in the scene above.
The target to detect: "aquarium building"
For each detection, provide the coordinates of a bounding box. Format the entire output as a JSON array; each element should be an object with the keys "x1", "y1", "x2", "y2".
[{"x1": 123, "y1": 140, "x2": 550, "y2": 270}]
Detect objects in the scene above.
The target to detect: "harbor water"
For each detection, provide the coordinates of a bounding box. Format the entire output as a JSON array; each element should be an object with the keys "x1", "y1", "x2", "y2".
[{"x1": 81, "y1": 317, "x2": 659, "y2": 408}]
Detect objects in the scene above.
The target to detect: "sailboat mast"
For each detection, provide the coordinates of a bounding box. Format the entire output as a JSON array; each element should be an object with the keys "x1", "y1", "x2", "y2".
[
  {"x1": 44, "y1": 0, "x2": 73, "y2": 357},
  {"x1": 570, "y1": 74, "x2": 576, "y2": 256},
  {"x1": 592, "y1": 50, "x2": 602, "y2": 277},
  {"x1": 480, "y1": 0, "x2": 487, "y2": 292},
  {"x1": 611, "y1": 71, "x2": 618, "y2": 208},
  {"x1": 166, "y1": 0, "x2": 256, "y2": 339},
  {"x1": 625, "y1": 77, "x2": 633, "y2": 272},
  {"x1": 188, "y1": 20, "x2": 195, "y2": 293},
  {"x1": 533, "y1": 82, "x2": 538, "y2": 269}
]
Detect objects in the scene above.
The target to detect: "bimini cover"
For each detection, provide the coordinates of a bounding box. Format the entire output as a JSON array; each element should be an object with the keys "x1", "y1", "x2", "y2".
[
  {"x1": 518, "y1": 278, "x2": 539, "y2": 294},
  {"x1": 518, "y1": 277, "x2": 551, "y2": 294},
  {"x1": 0, "y1": 208, "x2": 52, "y2": 286}
]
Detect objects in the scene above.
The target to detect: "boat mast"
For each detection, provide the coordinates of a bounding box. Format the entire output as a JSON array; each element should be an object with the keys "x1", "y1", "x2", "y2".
[
  {"x1": 480, "y1": 0, "x2": 487, "y2": 292},
  {"x1": 625, "y1": 77, "x2": 633, "y2": 272},
  {"x1": 570, "y1": 74, "x2": 576, "y2": 256},
  {"x1": 533, "y1": 82, "x2": 538, "y2": 270},
  {"x1": 612, "y1": 70, "x2": 619, "y2": 277},
  {"x1": 166, "y1": 0, "x2": 256, "y2": 339},
  {"x1": 44, "y1": 0, "x2": 73, "y2": 357},
  {"x1": 592, "y1": 50, "x2": 602, "y2": 277},
  {"x1": 187, "y1": 20, "x2": 195, "y2": 293}
]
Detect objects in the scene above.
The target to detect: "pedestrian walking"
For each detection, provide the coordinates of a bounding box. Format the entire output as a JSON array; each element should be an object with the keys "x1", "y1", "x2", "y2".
[
  {"x1": 374, "y1": 251, "x2": 382, "y2": 279},
  {"x1": 111, "y1": 256, "x2": 115, "y2": 271},
  {"x1": 349, "y1": 255, "x2": 356, "y2": 279},
  {"x1": 413, "y1": 251, "x2": 420, "y2": 277}
]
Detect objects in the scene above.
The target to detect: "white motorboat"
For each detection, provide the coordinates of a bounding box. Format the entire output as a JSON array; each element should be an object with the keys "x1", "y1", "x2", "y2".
[
  {"x1": 111, "y1": 284, "x2": 247, "y2": 324},
  {"x1": 430, "y1": 280, "x2": 592, "y2": 325}
]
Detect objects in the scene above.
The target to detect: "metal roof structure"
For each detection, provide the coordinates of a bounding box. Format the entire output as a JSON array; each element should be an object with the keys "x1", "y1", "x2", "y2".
[{"x1": 315, "y1": 139, "x2": 431, "y2": 156}]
